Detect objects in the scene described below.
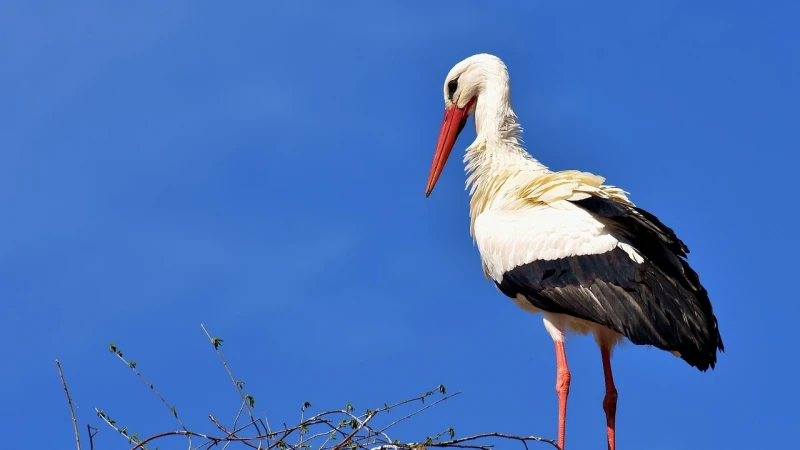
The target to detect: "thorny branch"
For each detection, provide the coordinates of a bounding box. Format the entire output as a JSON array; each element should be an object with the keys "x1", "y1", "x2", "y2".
[{"x1": 58, "y1": 323, "x2": 558, "y2": 450}]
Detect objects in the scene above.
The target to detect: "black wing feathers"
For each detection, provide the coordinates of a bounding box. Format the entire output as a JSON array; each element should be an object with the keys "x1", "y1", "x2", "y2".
[
  {"x1": 574, "y1": 196, "x2": 694, "y2": 288},
  {"x1": 496, "y1": 195, "x2": 724, "y2": 371}
]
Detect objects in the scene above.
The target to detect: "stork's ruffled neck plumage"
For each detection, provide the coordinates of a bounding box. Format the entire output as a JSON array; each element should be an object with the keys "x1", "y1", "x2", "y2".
[{"x1": 458, "y1": 56, "x2": 551, "y2": 235}]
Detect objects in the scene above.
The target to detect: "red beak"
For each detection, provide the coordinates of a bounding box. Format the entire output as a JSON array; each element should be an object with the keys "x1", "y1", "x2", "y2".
[{"x1": 425, "y1": 99, "x2": 475, "y2": 197}]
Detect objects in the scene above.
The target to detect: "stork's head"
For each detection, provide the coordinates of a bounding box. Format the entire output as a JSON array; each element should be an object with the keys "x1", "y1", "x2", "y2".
[{"x1": 425, "y1": 53, "x2": 508, "y2": 197}]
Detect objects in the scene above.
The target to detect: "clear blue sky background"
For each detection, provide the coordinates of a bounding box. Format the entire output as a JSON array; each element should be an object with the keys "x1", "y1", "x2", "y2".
[{"x1": 1, "y1": 1, "x2": 797, "y2": 449}]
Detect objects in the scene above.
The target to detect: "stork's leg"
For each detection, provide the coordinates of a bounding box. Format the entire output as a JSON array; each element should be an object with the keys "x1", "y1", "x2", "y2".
[
  {"x1": 554, "y1": 340, "x2": 570, "y2": 450},
  {"x1": 600, "y1": 344, "x2": 617, "y2": 450}
]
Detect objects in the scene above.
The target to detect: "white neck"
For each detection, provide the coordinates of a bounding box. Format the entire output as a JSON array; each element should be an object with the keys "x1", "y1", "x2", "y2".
[{"x1": 463, "y1": 72, "x2": 550, "y2": 233}]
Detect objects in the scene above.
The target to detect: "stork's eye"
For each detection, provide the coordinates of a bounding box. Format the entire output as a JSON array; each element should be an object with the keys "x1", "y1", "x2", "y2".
[{"x1": 447, "y1": 78, "x2": 459, "y2": 99}]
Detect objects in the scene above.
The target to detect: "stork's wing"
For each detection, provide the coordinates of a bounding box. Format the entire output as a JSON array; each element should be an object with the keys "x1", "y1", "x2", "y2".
[{"x1": 474, "y1": 194, "x2": 724, "y2": 371}]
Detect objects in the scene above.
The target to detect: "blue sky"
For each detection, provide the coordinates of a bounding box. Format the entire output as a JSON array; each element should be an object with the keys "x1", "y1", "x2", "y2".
[{"x1": 1, "y1": 1, "x2": 798, "y2": 449}]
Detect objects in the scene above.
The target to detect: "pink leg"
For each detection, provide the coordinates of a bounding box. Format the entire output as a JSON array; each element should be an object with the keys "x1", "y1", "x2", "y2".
[
  {"x1": 600, "y1": 345, "x2": 618, "y2": 450},
  {"x1": 554, "y1": 341, "x2": 571, "y2": 450}
]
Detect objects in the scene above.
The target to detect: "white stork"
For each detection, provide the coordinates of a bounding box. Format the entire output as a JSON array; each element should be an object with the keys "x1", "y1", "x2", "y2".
[{"x1": 424, "y1": 54, "x2": 724, "y2": 450}]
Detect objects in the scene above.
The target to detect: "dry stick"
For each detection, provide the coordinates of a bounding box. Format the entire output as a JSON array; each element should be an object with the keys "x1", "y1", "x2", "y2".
[
  {"x1": 296, "y1": 429, "x2": 336, "y2": 449},
  {"x1": 131, "y1": 429, "x2": 290, "y2": 450},
  {"x1": 128, "y1": 428, "x2": 557, "y2": 450},
  {"x1": 339, "y1": 413, "x2": 391, "y2": 449},
  {"x1": 211, "y1": 413, "x2": 334, "y2": 447},
  {"x1": 56, "y1": 359, "x2": 82, "y2": 450},
  {"x1": 297, "y1": 405, "x2": 308, "y2": 447},
  {"x1": 130, "y1": 403, "x2": 558, "y2": 450},
  {"x1": 119, "y1": 380, "x2": 553, "y2": 450},
  {"x1": 130, "y1": 430, "x2": 217, "y2": 450},
  {"x1": 210, "y1": 409, "x2": 373, "y2": 450},
  {"x1": 429, "y1": 432, "x2": 558, "y2": 450},
  {"x1": 224, "y1": 401, "x2": 262, "y2": 450},
  {"x1": 87, "y1": 425, "x2": 98, "y2": 450},
  {"x1": 377, "y1": 392, "x2": 462, "y2": 435},
  {"x1": 221, "y1": 405, "x2": 246, "y2": 450},
  {"x1": 209, "y1": 415, "x2": 261, "y2": 450},
  {"x1": 331, "y1": 411, "x2": 379, "y2": 450},
  {"x1": 318, "y1": 419, "x2": 370, "y2": 450},
  {"x1": 329, "y1": 389, "x2": 458, "y2": 450},
  {"x1": 232, "y1": 400, "x2": 247, "y2": 432},
  {"x1": 333, "y1": 387, "x2": 459, "y2": 449},
  {"x1": 296, "y1": 412, "x2": 382, "y2": 450},
  {"x1": 200, "y1": 324, "x2": 264, "y2": 448},
  {"x1": 382, "y1": 387, "x2": 449, "y2": 412},
  {"x1": 287, "y1": 410, "x2": 369, "y2": 450},
  {"x1": 210, "y1": 386, "x2": 452, "y2": 450}
]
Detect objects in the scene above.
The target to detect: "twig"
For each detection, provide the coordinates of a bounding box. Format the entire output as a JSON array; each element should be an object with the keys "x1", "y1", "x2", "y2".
[
  {"x1": 201, "y1": 323, "x2": 265, "y2": 446},
  {"x1": 96, "y1": 408, "x2": 150, "y2": 449},
  {"x1": 233, "y1": 400, "x2": 247, "y2": 432},
  {"x1": 223, "y1": 402, "x2": 248, "y2": 450},
  {"x1": 296, "y1": 429, "x2": 335, "y2": 449},
  {"x1": 298, "y1": 403, "x2": 308, "y2": 446},
  {"x1": 87, "y1": 425, "x2": 98, "y2": 450},
  {"x1": 131, "y1": 430, "x2": 218, "y2": 450},
  {"x1": 377, "y1": 392, "x2": 462, "y2": 434},
  {"x1": 109, "y1": 346, "x2": 188, "y2": 431},
  {"x1": 101, "y1": 387, "x2": 556, "y2": 450},
  {"x1": 428, "y1": 432, "x2": 558, "y2": 450},
  {"x1": 56, "y1": 359, "x2": 82, "y2": 450},
  {"x1": 108, "y1": 344, "x2": 193, "y2": 449},
  {"x1": 332, "y1": 411, "x2": 378, "y2": 450},
  {"x1": 209, "y1": 415, "x2": 261, "y2": 450}
]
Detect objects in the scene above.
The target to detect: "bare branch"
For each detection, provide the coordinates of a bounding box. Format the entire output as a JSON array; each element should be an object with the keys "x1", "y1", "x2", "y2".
[
  {"x1": 131, "y1": 430, "x2": 217, "y2": 450},
  {"x1": 377, "y1": 392, "x2": 462, "y2": 435},
  {"x1": 87, "y1": 425, "x2": 98, "y2": 450},
  {"x1": 429, "y1": 432, "x2": 558, "y2": 450},
  {"x1": 96, "y1": 382, "x2": 556, "y2": 450},
  {"x1": 209, "y1": 414, "x2": 261, "y2": 450},
  {"x1": 331, "y1": 410, "x2": 378, "y2": 450},
  {"x1": 56, "y1": 359, "x2": 82, "y2": 450},
  {"x1": 223, "y1": 401, "x2": 250, "y2": 450}
]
